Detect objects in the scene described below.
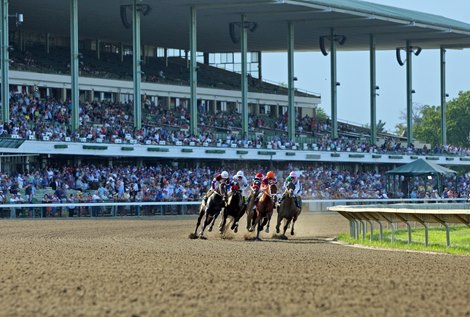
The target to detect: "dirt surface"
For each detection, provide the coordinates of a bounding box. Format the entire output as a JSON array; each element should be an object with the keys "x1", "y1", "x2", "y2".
[{"x1": 1, "y1": 212, "x2": 469, "y2": 317}]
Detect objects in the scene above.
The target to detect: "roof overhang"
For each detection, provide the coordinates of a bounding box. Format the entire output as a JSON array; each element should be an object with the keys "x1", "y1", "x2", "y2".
[{"x1": 10, "y1": 0, "x2": 470, "y2": 52}]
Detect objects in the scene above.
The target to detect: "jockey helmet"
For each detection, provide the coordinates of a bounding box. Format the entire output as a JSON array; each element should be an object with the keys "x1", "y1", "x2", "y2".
[
  {"x1": 221, "y1": 171, "x2": 229, "y2": 179},
  {"x1": 266, "y1": 171, "x2": 275, "y2": 179},
  {"x1": 236, "y1": 170, "x2": 244, "y2": 178},
  {"x1": 289, "y1": 171, "x2": 297, "y2": 178},
  {"x1": 255, "y1": 172, "x2": 263, "y2": 179}
]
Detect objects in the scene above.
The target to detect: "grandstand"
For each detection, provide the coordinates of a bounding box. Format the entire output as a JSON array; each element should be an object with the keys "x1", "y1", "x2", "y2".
[{"x1": 0, "y1": 0, "x2": 469, "y2": 206}]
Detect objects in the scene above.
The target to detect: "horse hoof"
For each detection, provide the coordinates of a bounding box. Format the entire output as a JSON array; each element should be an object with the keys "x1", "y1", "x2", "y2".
[
  {"x1": 208, "y1": 227, "x2": 213, "y2": 232},
  {"x1": 265, "y1": 228, "x2": 270, "y2": 234},
  {"x1": 199, "y1": 236, "x2": 207, "y2": 240},
  {"x1": 234, "y1": 227, "x2": 238, "y2": 233}
]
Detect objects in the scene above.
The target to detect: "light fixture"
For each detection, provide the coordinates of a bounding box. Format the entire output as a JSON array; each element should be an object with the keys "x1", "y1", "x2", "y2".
[
  {"x1": 336, "y1": 82, "x2": 340, "y2": 86},
  {"x1": 375, "y1": 85, "x2": 380, "y2": 90},
  {"x1": 411, "y1": 89, "x2": 416, "y2": 94},
  {"x1": 445, "y1": 93, "x2": 449, "y2": 97},
  {"x1": 293, "y1": 77, "x2": 298, "y2": 81}
]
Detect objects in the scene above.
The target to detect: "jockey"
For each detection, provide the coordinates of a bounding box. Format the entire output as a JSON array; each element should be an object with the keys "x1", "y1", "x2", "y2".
[
  {"x1": 280, "y1": 171, "x2": 302, "y2": 210},
  {"x1": 251, "y1": 172, "x2": 263, "y2": 191},
  {"x1": 254, "y1": 170, "x2": 277, "y2": 206},
  {"x1": 230, "y1": 170, "x2": 250, "y2": 206},
  {"x1": 204, "y1": 170, "x2": 229, "y2": 204},
  {"x1": 230, "y1": 170, "x2": 249, "y2": 193}
]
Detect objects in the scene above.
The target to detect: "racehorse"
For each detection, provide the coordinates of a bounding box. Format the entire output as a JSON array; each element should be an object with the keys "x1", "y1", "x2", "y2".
[
  {"x1": 192, "y1": 184, "x2": 226, "y2": 239},
  {"x1": 276, "y1": 182, "x2": 301, "y2": 236},
  {"x1": 253, "y1": 183, "x2": 277, "y2": 240},
  {"x1": 245, "y1": 190, "x2": 257, "y2": 232},
  {"x1": 219, "y1": 189, "x2": 245, "y2": 237}
]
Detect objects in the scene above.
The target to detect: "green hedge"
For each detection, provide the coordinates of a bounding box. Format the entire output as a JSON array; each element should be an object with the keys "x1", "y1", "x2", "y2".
[
  {"x1": 349, "y1": 154, "x2": 364, "y2": 158},
  {"x1": 331, "y1": 153, "x2": 340, "y2": 158},
  {"x1": 258, "y1": 151, "x2": 276, "y2": 156},
  {"x1": 206, "y1": 149, "x2": 225, "y2": 154},
  {"x1": 460, "y1": 157, "x2": 470, "y2": 162},
  {"x1": 182, "y1": 148, "x2": 193, "y2": 153},
  {"x1": 306, "y1": 154, "x2": 321, "y2": 160},
  {"x1": 425, "y1": 156, "x2": 439, "y2": 160},
  {"x1": 83, "y1": 145, "x2": 107, "y2": 150},
  {"x1": 446, "y1": 157, "x2": 454, "y2": 161},
  {"x1": 372, "y1": 154, "x2": 382, "y2": 159},
  {"x1": 148, "y1": 147, "x2": 169, "y2": 152},
  {"x1": 121, "y1": 147, "x2": 134, "y2": 151},
  {"x1": 388, "y1": 155, "x2": 403, "y2": 159},
  {"x1": 286, "y1": 152, "x2": 296, "y2": 156},
  {"x1": 54, "y1": 144, "x2": 68, "y2": 149},
  {"x1": 236, "y1": 150, "x2": 248, "y2": 155},
  {"x1": 410, "y1": 156, "x2": 419, "y2": 159}
]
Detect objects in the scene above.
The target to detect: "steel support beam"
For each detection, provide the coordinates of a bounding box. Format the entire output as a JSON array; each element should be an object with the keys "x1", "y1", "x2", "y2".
[
  {"x1": 406, "y1": 40, "x2": 413, "y2": 144},
  {"x1": 241, "y1": 14, "x2": 249, "y2": 138},
  {"x1": 440, "y1": 47, "x2": 447, "y2": 146},
  {"x1": 132, "y1": 0, "x2": 142, "y2": 129},
  {"x1": 330, "y1": 28, "x2": 338, "y2": 139},
  {"x1": 287, "y1": 22, "x2": 295, "y2": 141},
  {"x1": 1, "y1": 0, "x2": 10, "y2": 124},
  {"x1": 369, "y1": 34, "x2": 377, "y2": 145},
  {"x1": 70, "y1": 0, "x2": 79, "y2": 131},
  {"x1": 189, "y1": 7, "x2": 198, "y2": 136}
]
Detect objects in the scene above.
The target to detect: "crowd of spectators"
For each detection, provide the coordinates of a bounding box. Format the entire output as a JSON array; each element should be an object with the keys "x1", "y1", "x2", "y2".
[
  {"x1": 1, "y1": 164, "x2": 469, "y2": 205},
  {"x1": 2, "y1": 91, "x2": 470, "y2": 157}
]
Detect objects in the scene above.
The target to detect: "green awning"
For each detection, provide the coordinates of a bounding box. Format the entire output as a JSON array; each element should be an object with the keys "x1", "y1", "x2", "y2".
[{"x1": 385, "y1": 159, "x2": 457, "y2": 176}]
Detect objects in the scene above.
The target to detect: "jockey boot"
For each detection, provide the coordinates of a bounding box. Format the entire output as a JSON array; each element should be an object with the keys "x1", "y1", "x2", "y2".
[{"x1": 294, "y1": 196, "x2": 301, "y2": 211}]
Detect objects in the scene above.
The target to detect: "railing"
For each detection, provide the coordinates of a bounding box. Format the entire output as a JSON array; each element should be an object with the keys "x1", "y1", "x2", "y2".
[
  {"x1": 1, "y1": 198, "x2": 467, "y2": 219},
  {"x1": 329, "y1": 199, "x2": 469, "y2": 247}
]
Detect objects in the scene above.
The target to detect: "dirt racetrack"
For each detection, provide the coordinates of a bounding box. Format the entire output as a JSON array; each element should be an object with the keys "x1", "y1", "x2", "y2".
[{"x1": 1, "y1": 212, "x2": 469, "y2": 317}]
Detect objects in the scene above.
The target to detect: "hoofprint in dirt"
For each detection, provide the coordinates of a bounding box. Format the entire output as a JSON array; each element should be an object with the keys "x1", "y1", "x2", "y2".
[{"x1": 1, "y1": 213, "x2": 469, "y2": 317}]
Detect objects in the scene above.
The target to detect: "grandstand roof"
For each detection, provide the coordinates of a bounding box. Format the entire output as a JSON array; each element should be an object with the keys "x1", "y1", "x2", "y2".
[{"x1": 11, "y1": 0, "x2": 470, "y2": 52}]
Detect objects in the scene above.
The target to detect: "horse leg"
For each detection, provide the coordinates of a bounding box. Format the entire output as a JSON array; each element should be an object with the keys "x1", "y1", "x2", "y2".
[
  {"x1": 194, "y1": 207, "x2": 205, "y2": 235},
  {"x1": 291, "y1": 219, "x2": 296, "y2": 236},
  {"x1": 275, "y1": 215, "x2": 282, "y2": 234},
  {"x1": 283, "y1": 218, "x2": 292, "y2": 236},
  {"x1": 199, "y1": 211, "x2": 213, "y2": 239},
  {"x1": 265, "y1": 213, "x2": 272, "y2": 233},
  {"x1": 219, "y1": 211, "x2": 228, "y2": 234},
  {"x1": 208, "y1": 209, "x2": 220, "y2": 232}
]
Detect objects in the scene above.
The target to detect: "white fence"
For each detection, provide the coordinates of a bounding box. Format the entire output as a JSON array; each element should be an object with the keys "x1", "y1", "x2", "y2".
[{"x1": 0, "y1": 198, "x2": 466, "y2": 219}]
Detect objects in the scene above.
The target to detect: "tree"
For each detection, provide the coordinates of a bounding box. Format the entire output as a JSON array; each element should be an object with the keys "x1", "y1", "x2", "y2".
[
  {"x1": 394, "y1": 123, "x2": 406, "y2": 137},
  {"x1": 411, "y1": 91, "x2": 470, "y2": 147},
  {"x1": 446, "y1": 91, "x2": 470, "y2": 147},
  {"x1": 413, "y1": 105, "x2": 440, "y2": 146}
]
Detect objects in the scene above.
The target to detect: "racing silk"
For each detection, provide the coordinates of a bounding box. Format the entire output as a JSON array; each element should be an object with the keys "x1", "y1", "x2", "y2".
[
  {"x1": 260, "y1": 176, "x2": 277, "y2": 191},
  {"x1": 251, "y1": 176, "x2": 262, "y2": 190},
  {"x1": 231, "y1": 175, "x2": 250, "y2": 198},
  {"x1": 211, "y1": 174, "x2": 228, "y2": 193},
  {"x1": 283, "y1": 176, "x2": 302, "y2": 196}
]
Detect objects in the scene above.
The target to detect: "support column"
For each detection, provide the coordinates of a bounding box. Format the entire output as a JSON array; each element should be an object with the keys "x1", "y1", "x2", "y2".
[
  {"x1": 1, "y1": 0, "x2": 10, "y2": 123},
  {"x1": 189, "y1": 7, "x2": 198, "y2": 136},
  {"x1": 241, "y1": 14, "x2": 249, "y2": 138},
  {"x1": 330, "y1": 28, "x2": 338, "y2": 139},
  {"x1": 406, "y1": 40, "x2": 413, "y2": 144},
  {"x1": 440, "y1": 47, "x2": 447, "y2": 146},
  {"x1": 70, "y1": 0, "x2": 79, "y2": 132},
  {"x1": 132, "y1": 0, "x2": 142, "y2": 129},
  {"x1": 287, "y1": 22, "x2": 295, "y2": 141},
  {"x1": 46, "y1": 33, "x2": 50, "y2": 54},
  {"x1": 96, "y1": 39, "x2": 101, "y2": 60},
  {"x1": 370, "y1": 34, "x2": 377, "y2": 145},
  {"x1": 258, "y1": 51, "x2": 262, "y2": 81},
  {"x1": 120, "y1": 42, "x2": 124, "y2": 62}
]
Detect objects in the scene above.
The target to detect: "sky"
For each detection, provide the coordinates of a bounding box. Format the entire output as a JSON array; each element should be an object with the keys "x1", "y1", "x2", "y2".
[{"x1": 262, "y1": 0, "x2": 470, "y2": 132}]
